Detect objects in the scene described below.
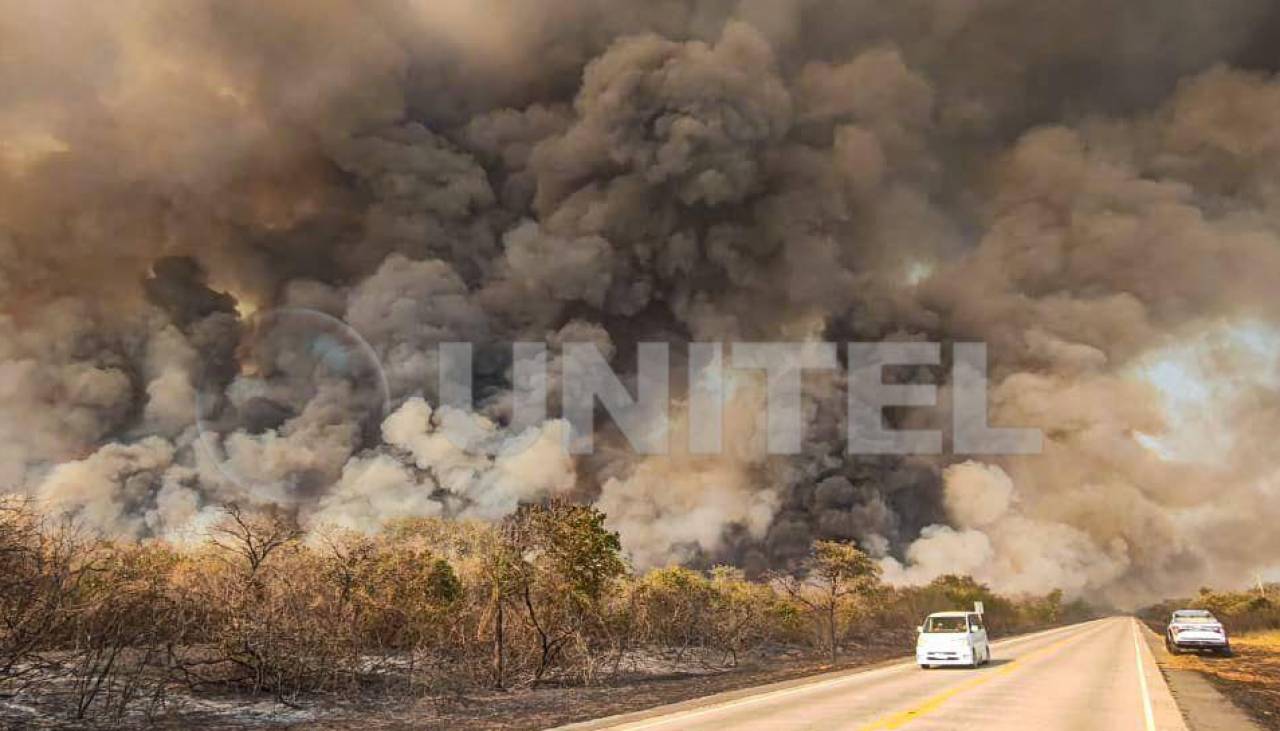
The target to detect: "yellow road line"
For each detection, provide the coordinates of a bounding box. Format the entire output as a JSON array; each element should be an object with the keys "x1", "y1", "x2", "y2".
[
  {"x1": 856, "y1": 623, "x2": 1105, "y2": 731},
  {"x1": 582, "y1": 621, "x2": 1100, "y2": 731}
]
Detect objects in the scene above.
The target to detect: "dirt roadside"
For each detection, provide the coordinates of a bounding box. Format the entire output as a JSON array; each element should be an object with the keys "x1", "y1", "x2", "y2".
[
  {"x1": 281, "y1": 639, "x2": 914, "y2": 731},
  {"x1": 0, "y1": 625, "x2": 1075, "y2": 730},
  {"x1": 1141, "y1": 622, "x2": 1276, "y2": 730},
  {"x1": 279, "y1": 624, "x2": 1075, "y2": 731},
  {"x1": 1, "y1": 637, "x2": 915, "y2": 730}
]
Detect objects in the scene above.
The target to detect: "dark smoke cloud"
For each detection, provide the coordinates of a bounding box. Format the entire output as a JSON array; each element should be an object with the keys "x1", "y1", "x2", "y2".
[{"x1": 4, "y1": 0, "x2": 1280, "y2": 606}]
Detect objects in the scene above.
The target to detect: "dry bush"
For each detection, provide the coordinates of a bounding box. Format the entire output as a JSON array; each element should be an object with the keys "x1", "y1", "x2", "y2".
[
  {"x1": 63, "y1": 542, "x2": 183, "y2": 721},
  {"x1": 1191, "y1": 587, "x2": 1280, "y2": 633},
  {"x1": 318, "y1": 528, "x2": 463, "y2": 690},
  {"x1": 864, "y1": 574, "x2": 1096, "y2": 646},
  {"x1": 632, "y1": 567, "x2": 717, "y2": 662},
  {"x1": 189, "y1": 506, "x2": 363, "y2": 699},
  {"x1": 629, "y1": 565, "x2": 797, "y2": 668},
  {"x1": 706, "y1": 566, "x2": 802, "y2": 664},
  {"x1": 1, "y1": 500, "x2": 1098, "y2": 723},
  {"x1": 0, "y1": 498, "x2": 94, "y2": 688},
  {"x1": 1142, "y1": 586, "x2": 1280, "y2": 634}
]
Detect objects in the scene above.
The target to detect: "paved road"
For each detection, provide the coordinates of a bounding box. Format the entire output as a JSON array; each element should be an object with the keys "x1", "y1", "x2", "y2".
[{"x1": 558, "y1": 617, "x2": 1189, "y2": 731}]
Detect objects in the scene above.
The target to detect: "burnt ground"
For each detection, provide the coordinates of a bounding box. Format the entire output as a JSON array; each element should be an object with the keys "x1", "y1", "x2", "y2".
[
  {"x1": 1144, "y1": 622, "x2": 1280, "y2": 730},
  {"x1": 7, "y1": 624, "x2": 1109, "y2": 730},
  {"x1": 267, "y1": 633, "x2": 919, "y2": 731},
  {"x1": 1, "y1": 633, "x2": 918, "y2": 731}
]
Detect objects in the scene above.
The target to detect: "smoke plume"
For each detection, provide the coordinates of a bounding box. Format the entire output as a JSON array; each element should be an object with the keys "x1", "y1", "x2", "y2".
[{"x1": 4, "y1": 0, "x2": 1280, "y2": 606}]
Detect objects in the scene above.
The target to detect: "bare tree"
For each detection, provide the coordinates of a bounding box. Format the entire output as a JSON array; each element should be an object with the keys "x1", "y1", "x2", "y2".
[
  {"x1": 0, "y1": 498, "x2": 93, "y2": 688},
  {"x1": 207, "y1": 504, "x2": 302, "y2": 577}
]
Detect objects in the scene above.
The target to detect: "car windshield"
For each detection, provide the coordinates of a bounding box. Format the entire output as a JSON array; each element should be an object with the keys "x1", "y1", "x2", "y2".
[{"x1": 924, "y1": 616, "x2": 969, "y2": 633}]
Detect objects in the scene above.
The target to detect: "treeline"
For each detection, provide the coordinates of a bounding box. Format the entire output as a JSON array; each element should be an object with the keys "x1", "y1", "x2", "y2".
[
  {"x1": 0, "y1": 497, "x2": 1093, "y2": 724},
  {"x1": 1141, "y1": 586, "x2": 1280, "y2": 633}
]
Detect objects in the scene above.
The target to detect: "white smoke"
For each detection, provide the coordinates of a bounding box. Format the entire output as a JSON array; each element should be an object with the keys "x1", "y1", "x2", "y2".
[{"x1": 5, "y1": 0, "x2": 1280, "y2": 606}]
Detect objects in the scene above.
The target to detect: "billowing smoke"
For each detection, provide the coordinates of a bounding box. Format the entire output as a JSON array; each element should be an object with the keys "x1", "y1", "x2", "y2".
[{"x1": 4, "y1": 0, "x2": 1280, "y2": 606}]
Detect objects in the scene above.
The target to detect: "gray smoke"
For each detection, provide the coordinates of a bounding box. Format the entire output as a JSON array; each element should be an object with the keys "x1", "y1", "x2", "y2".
[{"x1": 4, "y1": 0, "x2": 1280, "y2": 606}]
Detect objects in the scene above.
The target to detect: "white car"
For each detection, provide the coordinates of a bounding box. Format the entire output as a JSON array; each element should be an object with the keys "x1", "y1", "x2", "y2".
[
  {"x1": 917, "y1": 611, "x2": 991, "y2": 669},
  {"x1": 1165, "y1": 609, "x2": 1232, "y2": 656}
]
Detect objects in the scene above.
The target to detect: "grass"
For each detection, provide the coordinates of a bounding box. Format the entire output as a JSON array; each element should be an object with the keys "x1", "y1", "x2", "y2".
[{"x1": 1166, "y1": 629, "x2": 1280, "y2": 728}]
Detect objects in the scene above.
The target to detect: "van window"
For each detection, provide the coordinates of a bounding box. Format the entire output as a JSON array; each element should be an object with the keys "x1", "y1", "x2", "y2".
[{"x1": 924, "y1": 616, "x2": 968, "y2": 633}]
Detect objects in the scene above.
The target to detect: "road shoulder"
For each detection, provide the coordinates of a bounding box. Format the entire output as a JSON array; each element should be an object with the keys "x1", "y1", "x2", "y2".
[{"x1": 1140, "y1": 623, "x2": 1263, "y2": 730}]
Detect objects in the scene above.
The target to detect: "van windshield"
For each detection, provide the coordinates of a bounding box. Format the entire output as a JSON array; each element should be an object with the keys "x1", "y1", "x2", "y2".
[{"x1": 924, "y1": 616, "x2": 969, "y2": 633}]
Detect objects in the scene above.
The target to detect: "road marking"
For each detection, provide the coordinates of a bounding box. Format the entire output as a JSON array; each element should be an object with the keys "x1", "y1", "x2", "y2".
[
  {"x1": 855, "y1": 669, "x2": 1012, "y2": 731},
  {"x1": 1133, "y1": 620, "x2": 1157, "y2": 731},
  {"x1": 855, "y1": 623, "x2": 1105, "y2": 731},
  {"x1": 571, "y1": 621, "x2": 1102, "y2": 731}
]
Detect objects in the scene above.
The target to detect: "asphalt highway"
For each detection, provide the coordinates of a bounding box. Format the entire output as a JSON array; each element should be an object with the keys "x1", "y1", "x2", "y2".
[{"x1": 557, "y1": 617, "x2": 1189, "y2": 731}]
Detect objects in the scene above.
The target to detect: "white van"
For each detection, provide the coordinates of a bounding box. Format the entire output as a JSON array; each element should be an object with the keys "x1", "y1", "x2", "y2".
[{"x1": 916, "y1": 611, "x2": 990, "y2": 669}]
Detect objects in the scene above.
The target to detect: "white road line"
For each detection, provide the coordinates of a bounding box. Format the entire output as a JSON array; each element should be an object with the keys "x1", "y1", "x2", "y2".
[{"x1": 1133, "y1": 619, "x2": 1157, "y2": 731}]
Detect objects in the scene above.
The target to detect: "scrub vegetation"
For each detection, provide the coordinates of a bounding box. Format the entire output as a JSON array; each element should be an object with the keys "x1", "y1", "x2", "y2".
[
  {"x1": 1, "y1": 498, "x2": 1092, "y2": 726},
  {"x1": 1142, "y1": 587, "x2": 1280, "y2": 635}
]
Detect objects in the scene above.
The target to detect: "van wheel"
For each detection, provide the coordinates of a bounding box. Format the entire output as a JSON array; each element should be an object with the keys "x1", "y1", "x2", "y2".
[
  {"x1": 1219, "y1": 646, "x2": 1233, "y2": 658},
  {"x1": 919, "y1": 664, "x2": 930, "y2": 670}
]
